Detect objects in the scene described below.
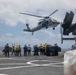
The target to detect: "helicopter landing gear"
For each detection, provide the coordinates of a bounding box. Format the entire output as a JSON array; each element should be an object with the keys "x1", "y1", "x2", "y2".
[
  {"x1": 46, "y1": 27, "x2": 48, "y2": 29},
  {"x1": 53, "y1": 28, "x2": 55, "y2": 30},
  {"x1": 32, "y1": 32, "x2": 34, "y2": 35}
]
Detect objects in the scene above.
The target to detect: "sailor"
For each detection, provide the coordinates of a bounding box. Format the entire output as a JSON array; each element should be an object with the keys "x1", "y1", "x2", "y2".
[
  {"x1": 11, "y1": 44, "x2": 15, "y2": 55},
  {"x1": 53, "y1": 43, "x2": 59, "y2": 56},
  {"x1": 23, "y1": 45, "x2": 28, "y2": 56},
  {"x1": 43, "y1": 44, "x2": 46, "y2": 55},
  {"x1": 2, "y1": 45, "x2": 6, "y2": 55},
  {"x1": 5, "y1": 44, "x2": 10, "y2": 57},
  {"x1": 39, "y1": 44, "x2": 43, "y2": 55},
  {"x1": 46, "y1": 44, "x2": 51, "y2": 56},
  {"x1": 44, "y1": 43, "x2": 48, "y2": 55},
  {"x1": 19, "y1": 45, "x2": 21, "y2": 57},
  {"x1": 15, "y1": 45, "x2": 19, "y2": 56},
  {"x1": 27, "y1": 44, "x2": 31, "y2": 56},
  {"x1": 34, "y1": 45, "x2": 39, "y2": 56}
]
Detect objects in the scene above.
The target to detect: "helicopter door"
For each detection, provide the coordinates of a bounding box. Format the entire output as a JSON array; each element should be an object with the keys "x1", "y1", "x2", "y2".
[{"x1": 42, "y1": 21, "x2": 49, "y2": 28}]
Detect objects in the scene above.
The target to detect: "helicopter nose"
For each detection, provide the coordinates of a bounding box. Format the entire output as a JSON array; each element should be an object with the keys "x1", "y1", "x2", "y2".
[
  {"x1": 57, "y1": 22, "x2": 60, "y2": 24},
  {"x1": 53, "y1": 22, "x2": 60, "y2": 24}
]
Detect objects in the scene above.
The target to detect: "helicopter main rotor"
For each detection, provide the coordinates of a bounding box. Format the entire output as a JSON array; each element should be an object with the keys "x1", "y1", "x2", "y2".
[
  {"x1": 20, "y1": 9, "x2": 58, "y2": 19},
  {"x1": 20, "y1": 13, "x2": 44, "y2": 18}
]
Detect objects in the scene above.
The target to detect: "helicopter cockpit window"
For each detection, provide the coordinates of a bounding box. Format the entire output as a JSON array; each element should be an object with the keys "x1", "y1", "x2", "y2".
[
  {"x1": 51, "y1": 18, "x2": 57, "y2": 22},
  {"x1": 46, "y1": 21, "x2": 49, "y2": 24}
]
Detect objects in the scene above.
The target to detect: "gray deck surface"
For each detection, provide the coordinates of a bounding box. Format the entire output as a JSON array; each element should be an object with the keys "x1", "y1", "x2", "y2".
[{"x1": 0, "y1": 51, "x2": 64, "y2": 75}]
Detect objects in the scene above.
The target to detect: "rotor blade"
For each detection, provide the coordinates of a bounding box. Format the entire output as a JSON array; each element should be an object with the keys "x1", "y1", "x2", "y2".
[
  {"x1": 20, "y1": 12, "x2": 44, "y2": 18},
  {"x1": 49, "y1": 9, "x2": 58, "y2": 17}
]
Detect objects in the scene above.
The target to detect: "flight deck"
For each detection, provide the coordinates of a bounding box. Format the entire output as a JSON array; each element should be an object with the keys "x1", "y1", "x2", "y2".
[{"x1": 0, "y1": 51, "x2": 64, "y2": 75}]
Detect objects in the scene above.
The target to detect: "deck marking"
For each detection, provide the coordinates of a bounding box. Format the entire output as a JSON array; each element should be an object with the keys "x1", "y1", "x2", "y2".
[
  {"x1": 27, "y1": 60, "x2": 63, "y2": 67},
  {"x1": 0, "y1": 60, "x2": 63, "y2": 70},
  {"x1": 0, "y1": 65, "x2": 39, "y2": 70},
  {"x1": 0, "y1": 63, "x2": 27, "y2": 65}
]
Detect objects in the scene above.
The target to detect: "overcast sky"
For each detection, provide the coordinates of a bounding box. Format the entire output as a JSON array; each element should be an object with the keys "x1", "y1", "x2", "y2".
[{"x1": 0, "y1": 0, "x2": 76, "y2": 49}]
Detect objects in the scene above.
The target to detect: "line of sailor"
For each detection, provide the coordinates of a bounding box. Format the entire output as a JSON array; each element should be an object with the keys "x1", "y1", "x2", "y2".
[{"x1": 2, "y1": 43, "x2": 60, "y2": 57}]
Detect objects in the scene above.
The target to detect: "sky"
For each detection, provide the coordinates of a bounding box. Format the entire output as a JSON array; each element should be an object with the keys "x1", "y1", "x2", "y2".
[{"x1": 0, "y1": 0, "x2": 76, "y2": 49}]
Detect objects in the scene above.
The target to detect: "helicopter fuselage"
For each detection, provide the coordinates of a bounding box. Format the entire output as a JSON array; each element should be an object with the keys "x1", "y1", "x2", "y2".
[
  {"x1": 21, "y1": 9, "x2": 59, "y2": 35},
  {"x1": 38, "y1": 18, "x2": 59, "y2": 29},
  {"x1": 23, "y1": 17, "x2": 60, "y2": 34}
]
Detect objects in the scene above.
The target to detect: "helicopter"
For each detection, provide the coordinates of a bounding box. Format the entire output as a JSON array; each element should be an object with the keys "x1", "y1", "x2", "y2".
[{"x1": 20, "y1": 9, "x2": 60, "y2": 35}]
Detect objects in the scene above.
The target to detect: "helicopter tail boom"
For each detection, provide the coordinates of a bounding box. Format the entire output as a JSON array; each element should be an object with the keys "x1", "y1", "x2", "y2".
[
  {"x1": 23, "y1": 29, "x2": 31, "y2": 32},
  {"x1": 23, "y1": 28, "x2": 34, "y2": 35}
]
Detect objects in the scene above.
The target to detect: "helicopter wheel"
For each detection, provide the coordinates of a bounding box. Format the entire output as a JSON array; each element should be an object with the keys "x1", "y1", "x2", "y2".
[
  {"x1": 46, "y1": 27, "x2": 48, "y2": 29},
  {"x1": 32, "y1": 32, "x2": 34, "y2": 35},
  {"x1": 53, "y1": 28, "x2": 55, "y2": 30}
]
